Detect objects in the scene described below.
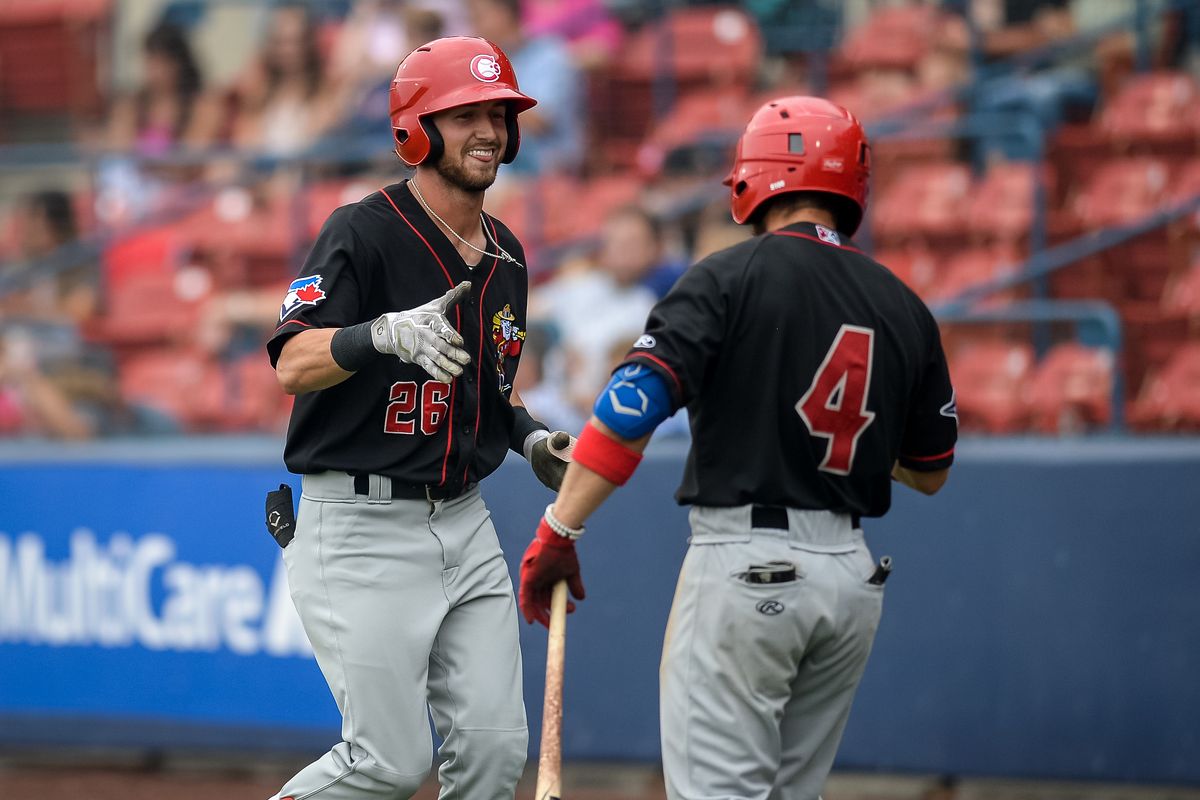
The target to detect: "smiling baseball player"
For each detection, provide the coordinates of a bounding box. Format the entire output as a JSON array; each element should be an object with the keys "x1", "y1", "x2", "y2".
[
  {"x1": 518, "y1": 97, "x2": 958, "y2": 799},
  {"x1": 265, "y1": 37, "x2": 573, "y2": 800}
]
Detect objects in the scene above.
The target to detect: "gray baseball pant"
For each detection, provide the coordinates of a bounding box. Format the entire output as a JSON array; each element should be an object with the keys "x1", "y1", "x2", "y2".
[
  {"x1": 271, "y1": 472, "x2": 527, "y2": 800},
  {"x1": 660, "y1": 505, "x2": 885, "y2": 800}
]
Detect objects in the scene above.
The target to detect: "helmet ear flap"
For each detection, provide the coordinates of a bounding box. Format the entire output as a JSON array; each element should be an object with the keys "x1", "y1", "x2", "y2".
[
  {"x1": 501, "y1": 105, "x2": 520, "y2": 164},
  {"x1": 420, "y1": 116, "x2": 444, "y2": 164}
]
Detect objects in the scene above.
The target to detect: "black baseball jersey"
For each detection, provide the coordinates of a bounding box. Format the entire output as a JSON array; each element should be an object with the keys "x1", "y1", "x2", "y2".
[
  {"x1": 623, "y1": 222, "x2": 957, "y2": 518},
  {"x1": 267, "y1": 179, "x2": 531, "y2": 491}
]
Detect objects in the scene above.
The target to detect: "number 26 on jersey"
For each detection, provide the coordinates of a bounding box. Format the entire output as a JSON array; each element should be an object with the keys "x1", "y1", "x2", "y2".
[
  {"x1": 384, "y1": 380, "x2": 450, "y2": 435},
  {"x1": 795, "y1": 325, "x2": 876, "y2": 475}
]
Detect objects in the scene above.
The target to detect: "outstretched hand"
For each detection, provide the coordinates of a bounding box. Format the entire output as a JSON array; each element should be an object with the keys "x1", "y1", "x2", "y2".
[{"x1": 371, "y1": 281, "x2": 472, "y2": 382}]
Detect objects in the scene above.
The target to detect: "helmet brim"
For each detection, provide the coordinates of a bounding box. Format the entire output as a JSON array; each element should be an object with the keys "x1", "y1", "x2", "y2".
[{"x1": 422, "y1": 84, "x2": 537, "y2": 117}]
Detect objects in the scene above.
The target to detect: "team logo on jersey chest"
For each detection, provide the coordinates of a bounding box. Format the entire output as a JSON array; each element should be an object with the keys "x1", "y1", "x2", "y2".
[
  {"x1": 492, "y1": 304, "x2": 525, "y2": 392},
  {"x1": 280, "y1": 275, "x2": 326, "y2": 320}
]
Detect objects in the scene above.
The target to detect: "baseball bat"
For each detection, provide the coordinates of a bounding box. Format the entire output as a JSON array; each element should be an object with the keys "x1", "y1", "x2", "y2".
[{"x1": 535, "y1": 579, "x2": 569, "y2": 800}]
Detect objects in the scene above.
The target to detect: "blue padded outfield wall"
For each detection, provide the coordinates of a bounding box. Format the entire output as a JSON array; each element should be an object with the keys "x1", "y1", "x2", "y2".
[{"x1": 1, "y1": 437, "x2": 1198, "y2": 783}]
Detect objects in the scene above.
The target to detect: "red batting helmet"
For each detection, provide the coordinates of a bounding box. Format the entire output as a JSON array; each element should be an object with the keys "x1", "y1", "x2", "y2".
[
  {"x1": 389, "y1": 37, "x2": 537, "y2": 167},
  {"x1": 724, "y1": 96, "x2": 870, "y2": 234}
]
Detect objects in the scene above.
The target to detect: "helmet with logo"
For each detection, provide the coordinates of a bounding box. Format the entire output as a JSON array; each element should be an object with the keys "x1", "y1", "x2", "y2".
[
  {"x1": 723, "y1": 96, "x2": 870, "y2": 234},
  {"x1": 389, "y1": 36, "x2": 537, "y2": 167}
]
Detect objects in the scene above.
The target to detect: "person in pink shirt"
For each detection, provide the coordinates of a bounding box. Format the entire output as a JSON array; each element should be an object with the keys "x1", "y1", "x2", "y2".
[{"x1": 521, "y1": 0, "x2": 623, "y2": 68}]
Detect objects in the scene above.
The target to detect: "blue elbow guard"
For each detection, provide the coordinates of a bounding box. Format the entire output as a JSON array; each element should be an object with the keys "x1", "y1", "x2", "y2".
[{"x1": 593, "y1": 362, "x2": 674, "y2": 439}]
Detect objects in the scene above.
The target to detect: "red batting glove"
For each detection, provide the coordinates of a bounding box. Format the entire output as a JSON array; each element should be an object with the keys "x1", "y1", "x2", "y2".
[{"x1": 518, "y1": 518, "x2": 586, "y2": 627}]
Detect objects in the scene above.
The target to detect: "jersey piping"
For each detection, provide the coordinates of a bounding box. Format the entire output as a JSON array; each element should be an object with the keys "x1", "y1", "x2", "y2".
[
  {"x1": 772, "y1": 229, "x2": 866, "y2": 255},
  {"x1": 381, "y1": 186, "x2": 460, "y2": 487}
]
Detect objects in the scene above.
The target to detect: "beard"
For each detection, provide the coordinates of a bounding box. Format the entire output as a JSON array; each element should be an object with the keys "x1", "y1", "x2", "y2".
[{"x1": 435, "y1": 148, "x2": 500, "y2": 193}]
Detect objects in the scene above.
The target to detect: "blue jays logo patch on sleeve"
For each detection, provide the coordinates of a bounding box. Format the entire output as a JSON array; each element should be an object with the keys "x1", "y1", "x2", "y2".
[{"x1": 280, "y1": 275, "x2": 327, "y2": 320}]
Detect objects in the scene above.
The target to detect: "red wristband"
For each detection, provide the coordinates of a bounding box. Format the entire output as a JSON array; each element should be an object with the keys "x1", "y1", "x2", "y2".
[
  {"x1": 572, "y1": 420, "x2": 643, "y2": 486},
  {"x1": 536, "y1": 517, "x2": 575, "y2": 549}
]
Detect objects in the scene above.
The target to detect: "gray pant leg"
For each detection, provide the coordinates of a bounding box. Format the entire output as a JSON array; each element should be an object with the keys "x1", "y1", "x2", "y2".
[
  {"x1": 660, "y1": 511, "x2": 882, "y2": 800},
  {"x1": 273, "y1": 488, "x2": 447, "y2": 800},
  {"x1": 661, "y1": 540, "x2": 811, "y2": 800},
  {"x1": 424, "y1": 492, "x2": 528, "y2": 800},
  {"x1": 771, "y1": 544, "x2": 883, "y2": 800}
]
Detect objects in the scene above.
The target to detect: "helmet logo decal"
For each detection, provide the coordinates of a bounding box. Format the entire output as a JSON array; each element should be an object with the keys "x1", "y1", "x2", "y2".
[
  {"x1": 769, "y1": 180, "x2": 785, "y2": 191},
  {"x1": 471, "y1": 54, "x2": 501, "y2": 83},
  {"x1": 823, "y1": 157, "x2": 844, "y2": 172}
]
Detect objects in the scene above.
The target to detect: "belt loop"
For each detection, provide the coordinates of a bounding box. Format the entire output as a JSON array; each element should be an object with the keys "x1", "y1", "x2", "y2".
[{"x1": 367, "y1": 474, "x2": 391, "y2": 504}]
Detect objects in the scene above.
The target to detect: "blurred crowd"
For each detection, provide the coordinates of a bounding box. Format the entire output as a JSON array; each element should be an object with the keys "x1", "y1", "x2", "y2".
[{"x1": 0, "y1": 0, "x2": 1199, "y2": 440}]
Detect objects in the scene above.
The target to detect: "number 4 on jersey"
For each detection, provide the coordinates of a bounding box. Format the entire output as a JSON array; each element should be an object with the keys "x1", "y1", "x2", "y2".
[{"x1": 795, "y1": 325, "x2": 876, "y2": 475}]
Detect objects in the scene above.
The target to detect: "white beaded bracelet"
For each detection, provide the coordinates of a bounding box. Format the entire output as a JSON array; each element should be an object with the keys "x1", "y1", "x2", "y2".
[{"x1": 544, "y1": 504, "x2": 585, "y2": 540}]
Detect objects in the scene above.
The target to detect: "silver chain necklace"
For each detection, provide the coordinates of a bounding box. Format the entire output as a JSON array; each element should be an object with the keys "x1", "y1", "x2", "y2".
[{"x1": 408, "y1": 178, "x2": 524, "y2": 269}]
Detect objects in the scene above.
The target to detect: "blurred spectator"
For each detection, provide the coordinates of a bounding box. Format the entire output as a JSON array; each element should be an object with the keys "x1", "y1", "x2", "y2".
[
  {"x1": 105, "y1": 21, "x2": 221, "y2": 155},
  {"x1": 599, "y1": 205, "x2": 688, "y2": 298},
  {"x1": 0, "y1": 333, "x2": 176, "y2": 440},
  {"x1": 468, "y1": 0, "x2": 585, "y2": 175},
  {"x1": 333, "y1": 4, "x2": 446, "y2": 138},
  {"x1": 965, "y1": 0, "x2": 1098, "y2": 158},
  {"x1": 0, "y1": 191, "x2": 97, "y2": 326},
  {"x1": 96, "y1": 21, "x2": 220, "y2": 225},
  {"x1": 231, "y1": 3, "x2": 343, "y2": 157},
  {"x1": 522, "y1": 0, "x2": 624, "y2": 69}
]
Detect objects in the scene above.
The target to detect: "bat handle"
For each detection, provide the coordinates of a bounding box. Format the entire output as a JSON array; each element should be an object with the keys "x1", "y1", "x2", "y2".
[{"x1": 535, "y1": 580, "x2": 568, "y2": 800}]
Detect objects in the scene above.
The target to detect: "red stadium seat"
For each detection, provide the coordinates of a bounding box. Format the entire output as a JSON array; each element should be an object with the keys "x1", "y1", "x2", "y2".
[
  {"x1": 871, "y1": 162, "x2": 972, "y2": 243},
  {"x1": 1128, "y1": 342, "x2": 1200, "y2": 431},
  {"x1": 949, "y1": 338, "x2": 1035, "y2": 433},
  {"x1": 967, "y1": 161, "x2": 1054, "y2": 243},
  {"x1": 91, "y1": 267, "x2": 211, "y2": 346},
  {"x1": 618, "y1": 7, "x2": 761, "y2": 88},
  {"x1": 872, "y1": 245, "x2": 941, "y2": 297},
  {"x1": 926, "y1": 245, "x2": 1024, "y2": 306},
  {"x1": 1099, "y1": 71, "x2": 1200, "y2": 150},
  {"x1": 836, "y1": 4, "x2": 942, "y2": 71},
  {"x1": 1162, "y1": 257, "x2": 1200, "y2": 317},
  {"x1": 1072, "y1": 157, "x2": 1169, "y2": 229},
  {"x1": 1025, "y1": 343, "x2": 1115, "y2": 434},
  {"x1": 118, "y1": 346, "x2": 228, "y2": 432}
]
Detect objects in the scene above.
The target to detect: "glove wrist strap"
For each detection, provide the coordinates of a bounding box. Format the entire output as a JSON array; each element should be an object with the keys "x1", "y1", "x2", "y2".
[
  {"x1": 510, "y1": 405, "x2": 549, "y2": 456},
  {"x1": 541, "y1": 504, "x2": 583, "y2": 542},
  {"x1": 330, "y1": 320, "x2": 379, "y2": 372}
]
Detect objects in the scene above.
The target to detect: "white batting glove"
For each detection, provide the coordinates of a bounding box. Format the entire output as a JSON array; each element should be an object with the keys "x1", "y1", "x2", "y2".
[{"x1": 371, "y1": 281, "x2": 472, "y2": 383}]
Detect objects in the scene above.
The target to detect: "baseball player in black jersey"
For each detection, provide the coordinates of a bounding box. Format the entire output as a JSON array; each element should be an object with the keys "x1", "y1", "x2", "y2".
[
  {"x1": 265, "y1": 37, "x2": 575, "y2": 800},
  {"x1": 518, "y1": 97, "x2": 958, "y2": 799}
]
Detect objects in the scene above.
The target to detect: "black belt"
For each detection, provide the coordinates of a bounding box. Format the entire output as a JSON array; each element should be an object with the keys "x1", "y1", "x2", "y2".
[
  {"x1": 751, "y1": 505, "x2": 861, "y2": 531},
  {"x1": 352, "y1": 474, "x2": 474, "y2": 501}
]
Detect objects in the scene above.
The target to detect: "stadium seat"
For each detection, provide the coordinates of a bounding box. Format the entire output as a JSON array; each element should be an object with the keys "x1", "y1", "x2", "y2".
[
  {"x1": 967, "y1": 161, "x2": 1053, "y2": 243},
  {"x1": 836, "y1": 4, "x2": 942, "y2": 72},
  {"x1": 1162, "y1": 256, "x2": 1200, "y2": 318},
  {"x1": 1072, "y1": 157, "x2": 1169, "y2": 229},
  {"x1": 1099, "y1": 71, "x2": 1200, "y2": 151},
  {"x1": 1128, "y1": 341, "x2": 1200, "y2": 431},
  {"x1": 91, "y1": 267, "x2": 211, "y2": 346},
  {"x1": 1025, "y1": 343, "x2": 1115, "y2": 434},
  {"x1": 618, "y1": 7, "x2": 761, "y2": 89},
  {"x1": 871, "y1": 162, "x2": 973, "y2": 243},
  {"x1": 926, "y1": 245, "x2": 1024, "y2": 306},
  {"x1": 949, "y1": 338, "x2": 1035, "y2": 434},
  {"x1": 873, "y1": 245, "x2": 940, "y2": 297},
  {"x1": 118, "y1": 346, "x2": 228, "y2": 432}
]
